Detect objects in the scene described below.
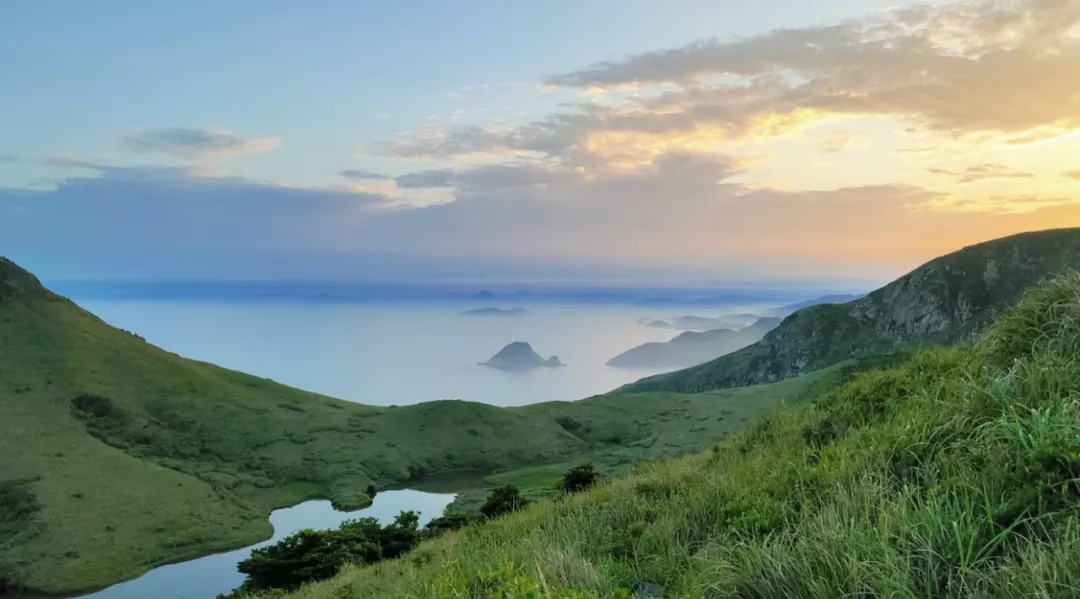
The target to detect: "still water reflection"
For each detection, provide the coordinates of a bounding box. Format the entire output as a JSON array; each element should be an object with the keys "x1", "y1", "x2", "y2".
[{"x1": 79, "y1": 490, "x2": 455, "y2": 599}]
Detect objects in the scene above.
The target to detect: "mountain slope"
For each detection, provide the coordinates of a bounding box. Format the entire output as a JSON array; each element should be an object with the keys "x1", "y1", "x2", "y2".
[
  {"x1": 265, "y1": 274, "x2": 1080, "y2": 599},
  {"x1": 0, "y1": 258, "x2": 825, "y2": 596},
  {"x1": 607, "y1": 317, "x2": 782, "y2": 369},
  {"x1": 622, "y1": 227, "x2": 1080, "y2": 394},
  {"x1": 769, "y1": 293, "x2": 864, "y2": 316},
  {"x1": 0, "y1": 259, "x2": 595, "y2": 594}
]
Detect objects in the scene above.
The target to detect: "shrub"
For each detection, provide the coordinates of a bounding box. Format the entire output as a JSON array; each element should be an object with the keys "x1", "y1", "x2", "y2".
[
  {"x1": 480, "y1": 485, "x2": 528, "y2": 519},
  {"x1": 423, "y1": 512, "x2": 471, "y2": 539},
  {"x1": 0, "y1": 479, "x2": 39, "y2": 539},
  {"x1": 560, "y1": 463, "x2": 600, "y2": 494},
  {"x1": 231, "y1": 511, "x2": 420, "y2": 594}
]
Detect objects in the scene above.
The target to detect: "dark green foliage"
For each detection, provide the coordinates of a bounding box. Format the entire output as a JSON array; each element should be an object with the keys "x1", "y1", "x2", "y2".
[
  {"x1": 365, "y1": 484, "x2": 376, "y2": 499},
  {"x1": 422, "y1": 512, "x2": 471, "y2": 539},
  {"x1": 231, "y1": 511, "x2": 420, "y2": 594},
  {"x1": 0, "y1": 479, "x2": 39, "y2": 541},
  {"x1": 480, "y1": 485, "x2": 528, "y2": 519},
  {"x1": 560, "y1": 463, "x2": 600, "y2": 493}
]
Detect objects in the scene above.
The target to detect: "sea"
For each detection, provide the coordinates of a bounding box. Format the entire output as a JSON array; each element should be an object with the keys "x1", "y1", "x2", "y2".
[{"x1": 74, "y1": 299, "x2": 754, "y2": 407}]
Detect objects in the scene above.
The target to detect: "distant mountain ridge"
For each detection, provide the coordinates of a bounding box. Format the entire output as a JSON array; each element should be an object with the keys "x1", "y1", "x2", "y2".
[
  {"x1": 461, "y1": 307, "x2": 529, "y2": 317},
  {"x1": 608, "y1": 317, "x2": 783, "y2": 369},
  {"x1": 641, "y1": 314, "x2": 760, "y2": 331},
  {"x1": 770, "y1": 293, "x2": 865, "y2": 315},
  {"x1": 622, "y1": 228, "x2": 1080, "y2": 394}
]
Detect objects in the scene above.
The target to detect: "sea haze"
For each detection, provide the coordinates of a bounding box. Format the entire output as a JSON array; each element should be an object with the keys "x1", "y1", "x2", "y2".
[
  {"x1": 72, "y1": 300, "x2": 727, "y2": 406},
  {"x1": 64, "y1": 281, "x2": 857, "y2": 407}
]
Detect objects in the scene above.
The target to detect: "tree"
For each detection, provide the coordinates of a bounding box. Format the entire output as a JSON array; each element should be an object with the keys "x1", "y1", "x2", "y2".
[
  {"x1": 559, "y1": 463, "x2": 600, "y2": 494},
  {"x1": 378, "y1": 510, "x2": 419, "y2": 559},
  {"x1": 422, "y1": 512, "x2": 471, "y2": 539},
  {"x1": 365, "y1": 483, "x2": 377, "y2": 499},
  {"x1": 480, "y1": 485, "x2": 528, "y2": 519},
  {"x1": 233, "y1": 511, "x2": 421, "y2": 594}
]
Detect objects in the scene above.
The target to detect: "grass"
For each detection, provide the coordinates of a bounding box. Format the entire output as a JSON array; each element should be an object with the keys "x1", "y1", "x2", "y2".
[
  {"x1": 0, "y1": 259, "x2": 839, "y2": 596},
  {"x1": 255, "y1": 273, "x2": 1080, "y2": 598}
]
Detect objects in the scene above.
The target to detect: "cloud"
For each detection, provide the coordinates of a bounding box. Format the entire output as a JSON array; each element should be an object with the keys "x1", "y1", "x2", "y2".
[
  {"x1": 5, "y1": 150, "x2": 1079, "y2": 282},
  {"x1": 123, "y1": 127, "x2": 280, "y2": 159},
  {"x1": 818, "y1": 133, "x2": 862, "y2": 153},
  {"x1": 38, "y1": 156, "x2": 109, "y2": 170},
  {"x1": 927, "y1": 164, "x2": 1036, "y2": 184},
  {"x1": 1066, "y1": 170, "x2": 1080, "y2": 180},
  {"x1": 912, "y1": 194, "x2": 1075, "y2": 215},
  {"x1": 10, "y1": 0, "x2": 1080, "y2": 282},
  {"x1": 339, "y1": 169, "x2": 391, "y2": 180},
  {"x1": 379, "y1": 0, "x2": 1080, "y2": 172}
]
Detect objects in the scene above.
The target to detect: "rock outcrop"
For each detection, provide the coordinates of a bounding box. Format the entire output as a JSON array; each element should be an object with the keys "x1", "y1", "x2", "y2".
[{"x1": 481, "y1": 342, "x2": 562, "y2": 370}]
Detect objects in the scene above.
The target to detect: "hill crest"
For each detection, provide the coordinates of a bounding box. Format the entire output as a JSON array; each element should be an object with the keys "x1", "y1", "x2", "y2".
[{"x1": 622, "y1": 227, "x2": 1080, "y2": 394}]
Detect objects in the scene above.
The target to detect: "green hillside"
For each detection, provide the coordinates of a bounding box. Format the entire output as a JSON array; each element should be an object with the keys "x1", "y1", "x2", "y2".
[
  {"x1": 623, "y1": 227, "x2": 1080, "y2": 394},
  {"x1": 606, "y1": 317, "x2": 782, "y2": 369},
  {"x1": 260, "y1": 273, "x2": 1080, "y2": 599},
  {"x1": 0, "y1": 258, "x2": 822, "y2": 596}
]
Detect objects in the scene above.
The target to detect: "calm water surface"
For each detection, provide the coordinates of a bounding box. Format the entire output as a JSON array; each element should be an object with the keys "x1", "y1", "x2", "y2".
[
  {"x1": 79, "y1": 490, "x2": 455, "y2": 599},
  {"x1": 76, "y1": 301, "x2": 725, "y2": 406}
]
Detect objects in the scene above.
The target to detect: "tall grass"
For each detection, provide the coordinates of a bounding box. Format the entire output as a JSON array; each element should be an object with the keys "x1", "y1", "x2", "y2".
[{"x1": 265, "y1": 274, "x2": 1080, "y2": 598}]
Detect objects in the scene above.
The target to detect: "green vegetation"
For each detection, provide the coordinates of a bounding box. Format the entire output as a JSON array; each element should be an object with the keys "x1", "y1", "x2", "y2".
[
  {"x1": 248, "y1": 273, "x2": 1080, "y2": 598},
  {"x1": 7, "y1": 228, "x2": 1080, "y2": 596},
  {"x1": 624, "y1": 227, "x2": 1080, "y2": 394},
  {"x1": 0, "y1": 257, "x2": 828, "y2": 595},
  {"x1": 558, "y1": 464, "x2": 599, "y2": 494},
  {"x1": 606, "y1": 316, "x2": 781, "y2": 369},
  {"x1": 480, "y1": 486, "x2": 529, "y2": 520},
  {"x1": 227, "y1": 511, "x2": 424, "y2": 596},
  {"x1": 227, "y1": 475, "x2": 580, "y2": 597}
]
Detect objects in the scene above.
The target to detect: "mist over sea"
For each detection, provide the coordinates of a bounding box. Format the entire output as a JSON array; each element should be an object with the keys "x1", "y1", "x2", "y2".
[{"x1": 64, "y1": 287, "x2": 849, "y2": 407}]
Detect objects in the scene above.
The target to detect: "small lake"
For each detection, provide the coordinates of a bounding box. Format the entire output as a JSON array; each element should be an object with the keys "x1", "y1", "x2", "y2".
[{"x1": 78, "y1": 490, "x2": 456, "y2": 599}]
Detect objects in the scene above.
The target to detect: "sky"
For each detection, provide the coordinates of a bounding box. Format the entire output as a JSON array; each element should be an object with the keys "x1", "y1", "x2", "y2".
[{"x1": 2, "y1": 0, "x2": 1079, "y2": 286}]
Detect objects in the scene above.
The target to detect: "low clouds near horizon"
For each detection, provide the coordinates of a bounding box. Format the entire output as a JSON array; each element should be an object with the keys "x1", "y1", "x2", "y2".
[
  {"x1": 5, "y1": 0, "x2": 1080, "y2": 282},
  {"x1": 123, "y1": 127, "x2": 280, "y2": 159}
]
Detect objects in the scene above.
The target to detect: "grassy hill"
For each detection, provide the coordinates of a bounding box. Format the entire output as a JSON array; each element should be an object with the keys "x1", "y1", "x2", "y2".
[
  {"x1": 622, "y1": 227, "x2": 1080, "y2": 394},
  {"x1": 0, "y1": 258, "x2": 826, "y2": 596},
  {"x1": 254, "y1": 273, "x2": 1080, "y2": 599},
  {"x1": 606, "y1": 317, "x2": 782, "y2": 369}
]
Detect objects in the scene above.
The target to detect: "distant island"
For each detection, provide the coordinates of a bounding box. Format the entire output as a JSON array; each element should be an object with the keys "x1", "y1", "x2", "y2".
[
  {"x1": 641, "y1": 314, "x2": 759, "y2": 331},
  {"x1": 480, "y1": 342, "x2": 562, "y2": 370},
  {"x1": 768, "y1": 293, "x2": 864, "y2": 316},
  {"x1": 608, "y1": 317, "x2": 782, "y2": 369},
  {"x1": 461, "y1": 307, "x2": 529, "y2": 317}
]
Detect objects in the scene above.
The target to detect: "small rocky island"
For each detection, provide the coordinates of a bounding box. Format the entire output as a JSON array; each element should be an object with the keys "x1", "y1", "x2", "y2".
[
  {"x1": 480, "y1": 342, "x2": 562, "y2": 370},
  {"x1": 461, "y1": 307, "x2": 529, "y2": 317}
]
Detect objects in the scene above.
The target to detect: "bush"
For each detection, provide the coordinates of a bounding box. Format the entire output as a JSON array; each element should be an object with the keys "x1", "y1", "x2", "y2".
[
  {"x1": 559, "y1": 463, "x2": 600, "y2": 494},
  {"x1": 480, "y1": 485, "x2": 528, "y2": 519},
  {"x1": 230, "y1": 511, "x2": 420, "y2": 594},
  {"x1": 423, "y1": 512, "x2": 471, "y2": 539},
  {"x1": 0, "y1": 479, "x2": 39, "y2": 539}
]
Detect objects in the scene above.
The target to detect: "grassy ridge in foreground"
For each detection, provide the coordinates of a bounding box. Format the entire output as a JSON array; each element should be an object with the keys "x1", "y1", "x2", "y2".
[
  {"x1": 0, "y1": 257, "x2": 828, "y2": 596},
  {"x1": 272, "y1": 274, "x2": 1080, "y2": 598}
]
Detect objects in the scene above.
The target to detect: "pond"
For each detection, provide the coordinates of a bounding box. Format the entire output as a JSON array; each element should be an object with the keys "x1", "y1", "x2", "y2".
[{"x1": 77, "y1": 489, "x2": 456, "y2": 599}]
